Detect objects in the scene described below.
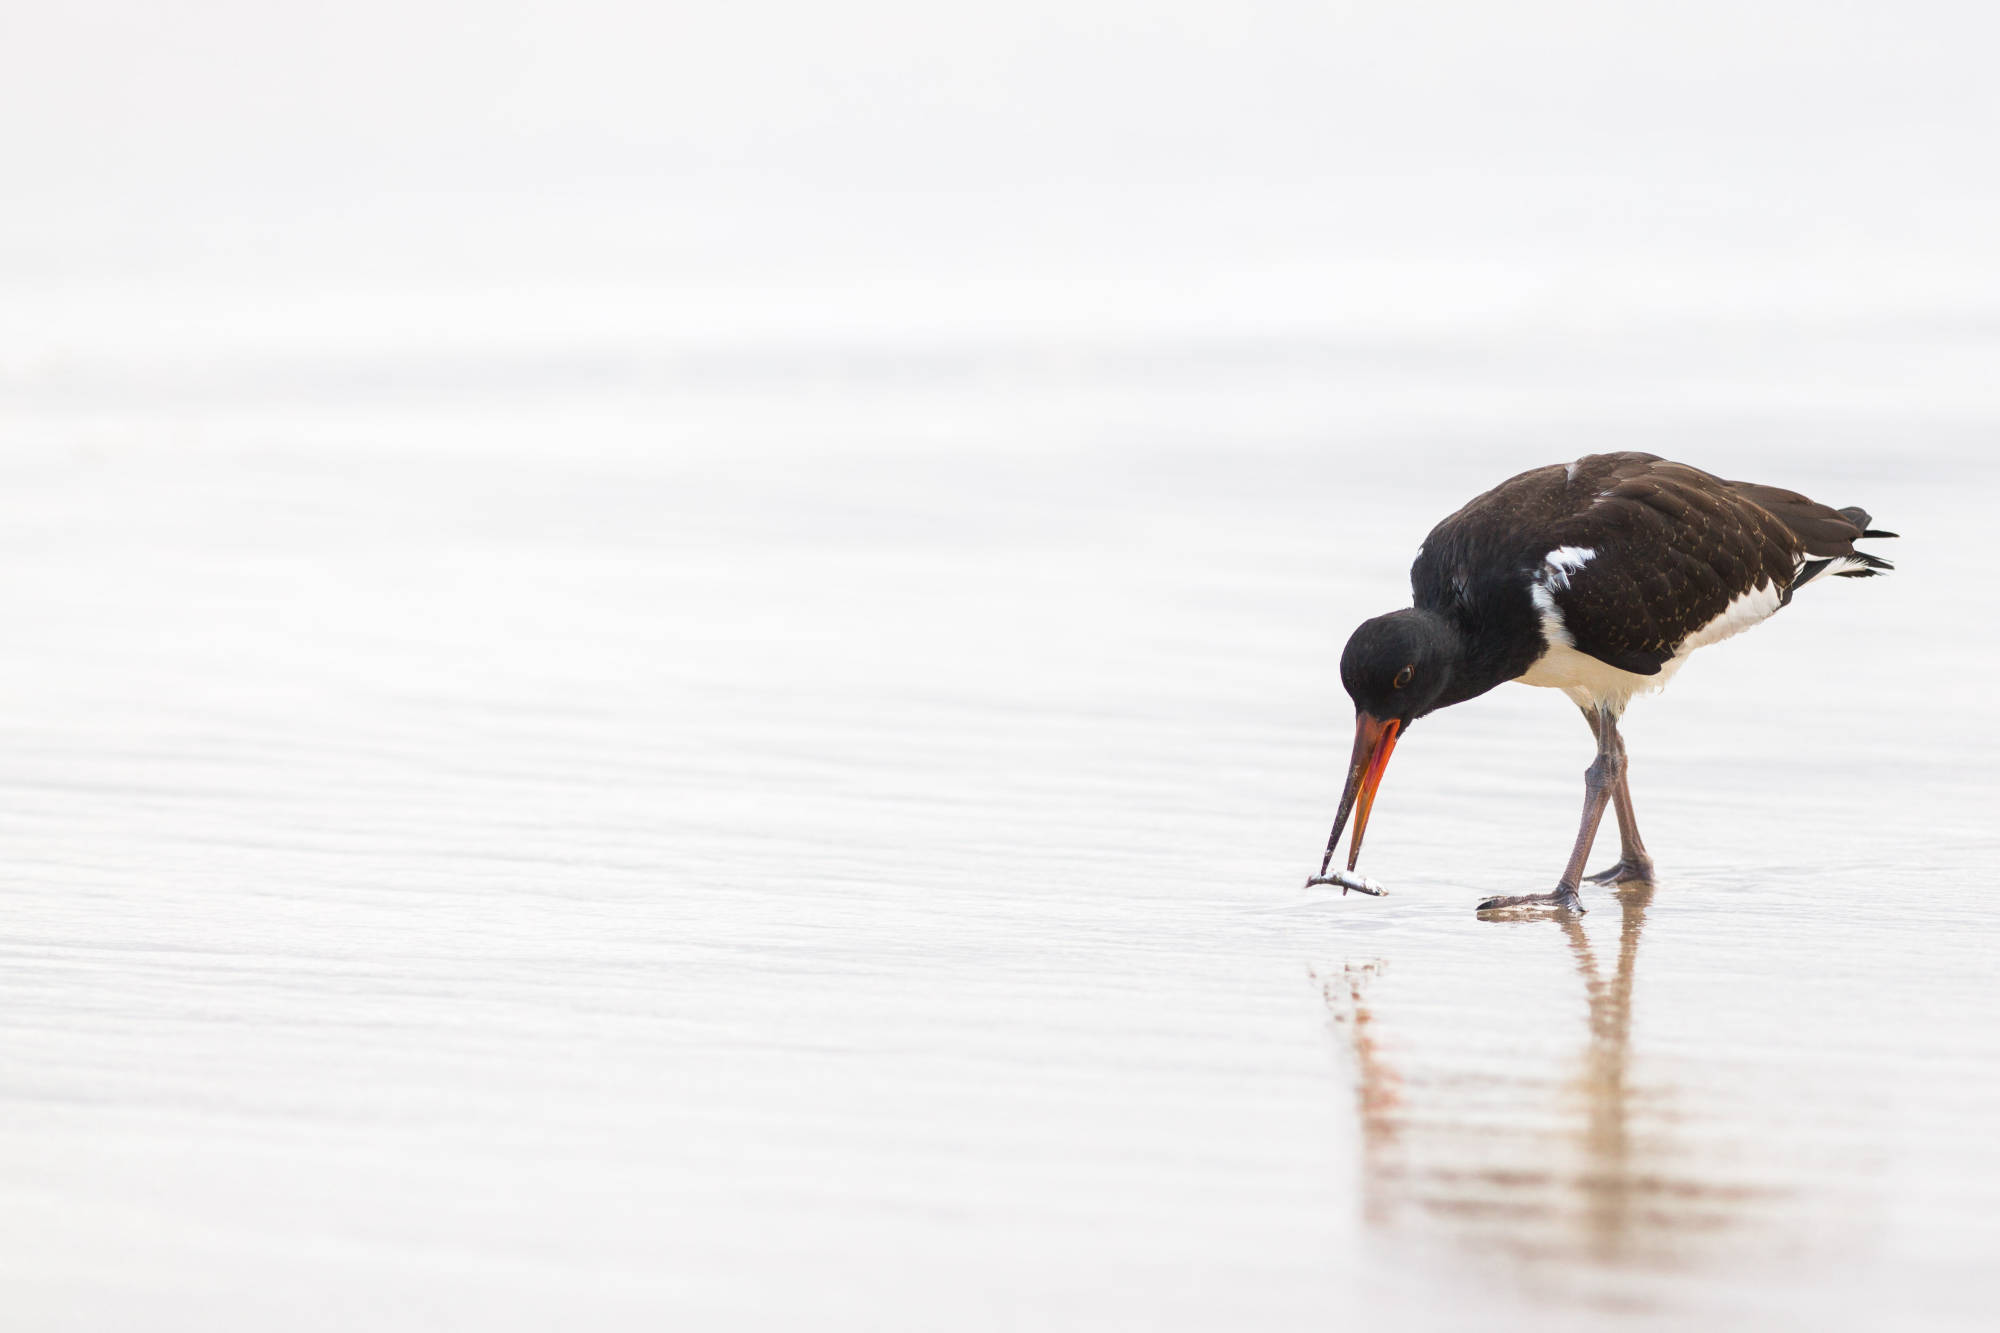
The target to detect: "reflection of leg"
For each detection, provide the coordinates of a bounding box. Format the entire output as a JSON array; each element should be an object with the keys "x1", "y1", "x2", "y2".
[
  {"x1": 1478, "y1": 707, "x2": 1619, "y2": 914},
  {"x1": 1584, "y1": 708, "x2": 1654, "y2": 884},
  {"x1": 1564, "y1": 881, "x2": 1653, "y2": 1034},
  {"x1": 1584, "y1": 882, "x2": 1652, "y2": 1257}
]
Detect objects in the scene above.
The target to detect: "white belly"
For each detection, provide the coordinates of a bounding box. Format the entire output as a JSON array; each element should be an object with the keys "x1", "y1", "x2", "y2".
[
  {"x1": 1517, "y1": 578, "x2": 1786, "y2": 712},
  {"x1": 1516, "y1": 639, "x2": 1686, "y2": 712}
]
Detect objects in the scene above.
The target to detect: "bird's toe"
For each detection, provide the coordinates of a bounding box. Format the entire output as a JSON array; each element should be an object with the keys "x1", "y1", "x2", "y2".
[
  {"x1": 1475, "y1": 888, "x2": 1587, "y2": 915},
  {"x1": 1584, "y1": 857, "x2": 1655, "y2": 885}
]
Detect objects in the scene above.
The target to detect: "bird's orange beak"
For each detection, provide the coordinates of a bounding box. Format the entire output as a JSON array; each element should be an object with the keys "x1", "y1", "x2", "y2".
[{"x1": 1319, "y1": 711, "x2": 1402, "y2": 876}]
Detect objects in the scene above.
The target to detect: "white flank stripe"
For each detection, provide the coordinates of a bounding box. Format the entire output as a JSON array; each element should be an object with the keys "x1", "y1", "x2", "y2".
[
  {"x1": 1677, "y1": 579, "x2": 1785, "y2": 654},
  {"x1": 1520, "y1": 566, "x2": 1786, "y2": 713},
  {"x1": 1528, "y1": 582, "x2": 1571, "y2": 644}
]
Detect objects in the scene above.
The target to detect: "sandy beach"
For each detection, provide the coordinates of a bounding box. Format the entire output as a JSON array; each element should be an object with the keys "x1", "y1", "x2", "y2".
[{"x1": 3, "y1": 271, "x2": 1996, "y2": 1327}]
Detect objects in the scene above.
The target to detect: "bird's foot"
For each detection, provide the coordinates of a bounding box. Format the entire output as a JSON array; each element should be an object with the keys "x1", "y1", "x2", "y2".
[
  {"x1": 1583, "y1": 855, "x2": 1655, "y2": 886},
  {"x1": 1475, "y1": 885, "x2": 1586, "y2": 915}
]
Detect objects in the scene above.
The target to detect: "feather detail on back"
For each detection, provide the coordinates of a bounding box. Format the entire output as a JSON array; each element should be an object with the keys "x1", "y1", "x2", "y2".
[{"x1": 1409, "y1": 453, "x2": 1894, "y2": 697}]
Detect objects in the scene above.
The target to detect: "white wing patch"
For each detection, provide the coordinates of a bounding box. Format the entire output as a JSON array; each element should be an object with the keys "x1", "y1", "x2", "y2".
[{"x1": 1540, "y1": 546, "x2": 1596, "y2": 592}]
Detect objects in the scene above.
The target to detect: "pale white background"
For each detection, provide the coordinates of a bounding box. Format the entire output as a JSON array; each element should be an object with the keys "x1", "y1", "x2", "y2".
[{"x1": 3, "y1": 4, "x2": 1998, "y2": 1328}]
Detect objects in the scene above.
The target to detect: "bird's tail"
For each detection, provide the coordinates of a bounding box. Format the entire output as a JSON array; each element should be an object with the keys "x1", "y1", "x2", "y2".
[
  {"x1": 1726, "y1": 482, "x2": 1895, "y2": 593},
  {"x1": 1827, "y1": 505, "x2": 1897, "y2": 578}
]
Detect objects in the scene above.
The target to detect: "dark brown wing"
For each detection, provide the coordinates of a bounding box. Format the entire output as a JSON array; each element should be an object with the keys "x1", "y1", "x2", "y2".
[
  {"x1": 1538, "y1": 458, "x2": 1839, "y2": 675},
  {"x1": 1409, "y1": 452, "x2": 1889, "y2": 680}
]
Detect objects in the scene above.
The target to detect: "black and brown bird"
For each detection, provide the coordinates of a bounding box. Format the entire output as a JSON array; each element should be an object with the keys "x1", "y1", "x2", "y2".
[{"x1": 1311, "y1": 452, "x2": 1894, "y2": 913}]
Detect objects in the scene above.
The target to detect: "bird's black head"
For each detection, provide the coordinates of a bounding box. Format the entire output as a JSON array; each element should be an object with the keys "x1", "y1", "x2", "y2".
[
  {"x1": 1315, "y1": 609, "x2": 1464, "y2": 881},
  {"x1": 1338, "y1": 608, "x2": 1459, "y2": 727}
]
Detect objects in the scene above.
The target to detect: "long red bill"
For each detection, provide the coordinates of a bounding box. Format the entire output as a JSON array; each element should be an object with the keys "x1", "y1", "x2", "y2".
[{"x1": 1317, "y1": 711, "x2": 1402, "y2": 877}]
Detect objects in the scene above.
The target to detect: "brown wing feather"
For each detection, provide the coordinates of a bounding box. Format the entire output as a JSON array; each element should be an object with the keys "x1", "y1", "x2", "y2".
[
  {"x1": 1541, "y1": 458, "x2": 1818, "y2": 675},
  {"x1": 1409, "y1": 452, "x2": 1890, "y2": 680},
  {"x1": 1724, "y1": 481, "x2": 1879, "y2": 557}
]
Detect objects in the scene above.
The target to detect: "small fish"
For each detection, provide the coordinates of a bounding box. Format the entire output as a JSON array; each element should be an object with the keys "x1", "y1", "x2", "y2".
[{"x1": 1305, "y1": 869, "x2": 1388, "y2": 897}]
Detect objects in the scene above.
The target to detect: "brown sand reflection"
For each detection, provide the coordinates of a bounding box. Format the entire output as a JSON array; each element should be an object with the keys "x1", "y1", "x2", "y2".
[{"x1": 1317, "y1": 885, "x2": 1792, "y2": 1294}]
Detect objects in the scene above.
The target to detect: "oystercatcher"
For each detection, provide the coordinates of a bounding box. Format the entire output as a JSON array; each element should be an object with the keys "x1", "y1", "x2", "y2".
[{"x1": 1309, "y1": 452, "x2": 1894, "y2": 913}]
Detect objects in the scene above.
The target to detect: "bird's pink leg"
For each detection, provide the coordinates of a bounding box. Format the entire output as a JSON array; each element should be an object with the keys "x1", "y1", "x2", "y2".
[
  {"x1": 1581, "y1": 708, "x2": 1655, "y2": 885},
  {"x1": 1478, "y1": 707, "x2": 1627, "y2": 913}
]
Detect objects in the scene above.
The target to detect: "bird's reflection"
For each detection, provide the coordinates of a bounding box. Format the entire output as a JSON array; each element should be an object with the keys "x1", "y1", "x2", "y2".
[
  {"x1": 1559, "y1": 885, "x2": 1662, "y2": 1265},
  {"x1": 1318, "y1": 884, "x2": 1788, "y2": 1287}
]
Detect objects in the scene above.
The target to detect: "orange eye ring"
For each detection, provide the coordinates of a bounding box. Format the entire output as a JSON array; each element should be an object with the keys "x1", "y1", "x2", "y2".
[{"x1": 1393, "y1": 665, "x2": 1414, "y2": 689}]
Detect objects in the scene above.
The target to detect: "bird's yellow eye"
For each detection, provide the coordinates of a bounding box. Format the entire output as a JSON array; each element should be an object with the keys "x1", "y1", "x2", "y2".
[{"x1": 1393, "y1": 665, "x2": 1415, "y2": 689}]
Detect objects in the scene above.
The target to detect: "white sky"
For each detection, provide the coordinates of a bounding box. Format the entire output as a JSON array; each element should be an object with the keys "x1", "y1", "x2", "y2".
[
  {"x1": 7, "y1": 4, "x2": 1995, "y2": 196},
  {"x1": 2, "y1": 3, "x2": 1997, "y2": 293}
]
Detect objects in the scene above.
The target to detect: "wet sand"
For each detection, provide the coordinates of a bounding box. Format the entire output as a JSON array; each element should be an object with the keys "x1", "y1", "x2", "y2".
[{"x1": 2, "y1": 293, "x2": 1997, "y2": 1328}]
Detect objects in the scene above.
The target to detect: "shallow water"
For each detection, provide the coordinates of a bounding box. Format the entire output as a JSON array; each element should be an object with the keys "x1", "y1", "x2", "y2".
[{"x1": 2, "y1": 291, "x2": 1997, "y2": 1329}]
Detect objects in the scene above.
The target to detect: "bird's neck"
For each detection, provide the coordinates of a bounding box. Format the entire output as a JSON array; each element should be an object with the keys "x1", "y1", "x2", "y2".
[{"x1": 1413, "y1": 606, "x2": 1533, "y2": 712}]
